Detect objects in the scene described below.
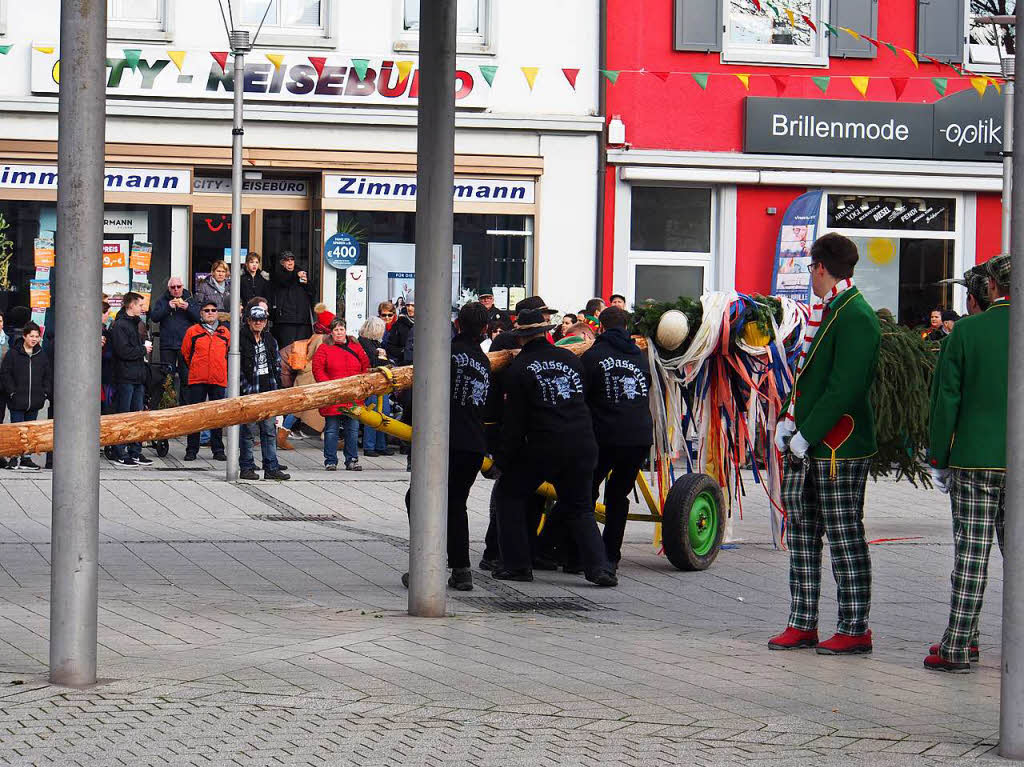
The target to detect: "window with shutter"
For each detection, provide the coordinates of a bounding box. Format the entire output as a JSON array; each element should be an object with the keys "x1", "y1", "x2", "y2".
[
  {"x1": 674, "y1": 0, "x2": 722, "y2": 52},
  {"x1": 918, "y1": 0, "x2": 966, "y2": 63},
  {"x1": 966, "y1": 0, "x2": 1015, "y2": 71},
  {"x1": 829, "y1": 0, "x2": 877, "y2": 58},
  {"x1": 720, "y1": 0, "x2": 828, "y2": 65}
]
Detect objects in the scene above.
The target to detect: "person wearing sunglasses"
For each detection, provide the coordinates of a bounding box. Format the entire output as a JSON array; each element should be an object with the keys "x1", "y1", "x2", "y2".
[
  {"x1": 180, "y1": 301, "x2": 231, "y2": 462},
  {"x1": 150, "y1": 276, "x2": 200, "y2": 406}
]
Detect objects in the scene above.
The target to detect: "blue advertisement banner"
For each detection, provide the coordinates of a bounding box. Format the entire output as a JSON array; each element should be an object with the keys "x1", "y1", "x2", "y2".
[{"x1": 771, "y1": 189, "x2": 823, "y2": 303}]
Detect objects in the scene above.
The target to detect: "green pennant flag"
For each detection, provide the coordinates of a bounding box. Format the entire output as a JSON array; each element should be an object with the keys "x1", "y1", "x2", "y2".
[
  {"x1": 692, "y1": 72, "x2": 709, "y2": 90},
  {"x1": 351, "y1": 58, "x2": 369, "y2": 80},
  {"x1": 600, "y1": 70, "x2": 620, "y2": 84},
  {"x1": 0, "y1": 45, "x2": 12, "y2": 55},
  {"x1": 811, "y1": 75, "x2": 830, "y2": 94},
  {"x1": 885, "y1": 42, "x2": 899, "y2": 56},
  {"x1": 479, "y1": 65, "x2": 498, "y2": 87},
  {"x1": 123, "y1": 48, "x2": 142, "y2": 73},
  {"x1": 932, "y1": 77, "x2": 948, "y2": 96},
  {"x1": 823, "y1": 23, "x2": 839, "y2": 37}
]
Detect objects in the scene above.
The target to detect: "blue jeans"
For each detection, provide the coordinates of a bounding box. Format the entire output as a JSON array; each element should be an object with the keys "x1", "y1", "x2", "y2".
[
  {"x1": 240, "y1": 417, "x2": 279, "y2": 472},
  {"x1": 323, "y1": 414, "x2": 359, "y2": 466},
  {"x1": 282, "y1": 414, "x2": 298, "y2": 430},
  {"x1": 114, "y1": 383, "x2": 145, "y2": 459},
  {"x1": 363, "y1": 395, "x2": 390, "y2": 452}
]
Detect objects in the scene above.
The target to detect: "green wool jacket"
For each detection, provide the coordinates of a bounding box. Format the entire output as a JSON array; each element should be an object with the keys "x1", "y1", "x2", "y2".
[
  {"x1": 928, "y1": 299, "x2": 1010, "y2": 471},
  {"x1": 784, "y1": 286, "x2": 881, "y2": 460}
]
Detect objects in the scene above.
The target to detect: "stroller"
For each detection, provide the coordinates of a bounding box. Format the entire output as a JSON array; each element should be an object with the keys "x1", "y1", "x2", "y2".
[{"x1": 101, "y1": 361, "x2": 170, "y2": 460}]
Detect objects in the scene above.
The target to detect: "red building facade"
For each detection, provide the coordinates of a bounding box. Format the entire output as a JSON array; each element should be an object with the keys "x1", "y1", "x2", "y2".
[{"x1": 602, "y1": 0, "x2": 1008, "y2": 324}]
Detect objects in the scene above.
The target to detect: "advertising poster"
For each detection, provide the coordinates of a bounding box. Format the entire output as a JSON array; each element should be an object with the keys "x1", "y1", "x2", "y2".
[
  {"x1": 131, "y1": 280, "x2": 152, "y2": 312},
  {"x1": 366, "y1": 243, "x2": 462, "y2": 316},
  {"x1": 771, "y1": 190, "x2": 823, "y2": 302},
  {"x1": 508, "y1": 286, "x2": 526, "y2": 309},
  {"x1": 850, "y1": 236, "x2": 900, "y2": 315},
  {"x1": 344, "y1": 266, "x2": 367, "y2": 332},
  {"x1": 388, "y1": 272, "x2": 416, "y2": 311},
  {"x1": 29, "y1": 280, "x2": 51, "y2": 308},
  {"x1": 33, "y1": 238, "x2": 55, "y2": 268},
  {"x1": 492, "y1": 286, "x2": 509, "y2": 311},
  {"x1": 129, "y1": 241, "x2": 153, "y2": 271},
  {"x1": 102, "y1": 240, "x2": 130, "y2": 309}
]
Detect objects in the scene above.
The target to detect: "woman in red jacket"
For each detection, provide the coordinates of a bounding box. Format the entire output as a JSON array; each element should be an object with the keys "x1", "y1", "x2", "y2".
[{"x1": 312, "y1": 318, "x2": 369, "y2": 470}]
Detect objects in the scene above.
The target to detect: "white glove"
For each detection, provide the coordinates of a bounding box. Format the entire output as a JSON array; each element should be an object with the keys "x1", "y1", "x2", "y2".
[
  {"x1": 789, "y1": 431, "x2": 809, "y2": 459},
  {"x1": 930, "y1": 466, "x2": 951, "y2": 494},
  {"x1": 774, "y1": 420, "x2": 796, "y2": 453}
]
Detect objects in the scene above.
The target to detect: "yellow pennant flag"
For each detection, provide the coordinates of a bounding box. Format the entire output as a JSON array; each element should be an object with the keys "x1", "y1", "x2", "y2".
[
  {"x1": 902, "y1": 48, "x2": 919, "y2": 68},
  {"x1": 970, "y1": 76, "x2": 989, "y2": 97},
  {"x1": 167, "y1": 50, "x2": 187, "y2": 72},
  {"x1": 989, "y1": 77, "x2": 1003, "y2": 94},
  {"x1": 841, "y1": 27, "x2": 861, "y2": 40},
  {"x1": 735, "y1": 73, "x2": 750, "y2": 90},
  {"x1": 265, "y1": 53, "x2": 285, "y2": 71},
  {"x1": 851, "y1": 75, "x2": 870, "y2": 97},
  {"x1": 784, "y1": 8, "x2": 796, "y2": 26},
  {"x1": 33, "y1": 46, "x2": 55, "y2": 54},
  {"x1": 396, "y1": 60, "x2": 414, "y2": 83},
  {"x1": 521, "y1": 66, "x2": 539, "y2": 91}
]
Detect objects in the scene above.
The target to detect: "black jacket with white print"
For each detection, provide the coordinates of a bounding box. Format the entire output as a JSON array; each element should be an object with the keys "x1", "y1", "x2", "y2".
[
  {"x1": 450, "y1": 333, "x2": 491, "y2": 455},
  {"x1": 501, "y1": 337, "x2": 596, "y2": 460},
  {"x1": 581, "y1": 327, "x2": 654, "y2": 447}
]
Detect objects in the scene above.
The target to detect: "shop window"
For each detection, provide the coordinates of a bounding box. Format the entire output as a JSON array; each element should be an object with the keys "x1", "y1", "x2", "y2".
[
  {"x1": 264, "y1": 209, "x2": 314, "y2": 297},
  {"x1": 191, "y1": 213, "x2": 250, "y2": 290},
  {"x1": 241, "y1": 0, "x2": 333, "y2": 47},
  {"x1": 108, "y1": 0, "x2": 173, "y2": 41},
  {"x1": 724, "y1": 0, "x2": 827, "y2": 64},
  {"x1": 632, "y1": 261, "x2": 707, "y2": 305},
  {"x1": 966, "y1": 0, "x2": 1015, "y2": 71},
  {"x1": 630, "y1": 186, "x2": 712, "y2": 254},
  {"x1": 0, "y1": 0, "x2": 7, "y2": 37},
  {"x1": 396, "y1": 0, "x2": 493, "y2": 54}
]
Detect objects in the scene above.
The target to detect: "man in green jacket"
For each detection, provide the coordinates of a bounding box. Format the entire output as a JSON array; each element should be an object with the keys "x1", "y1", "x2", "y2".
[
  {"x1": 925, "y1": 253, "x2": 1010, "y2": 673},
  {"x1": 770, "y1": 233, "x2": 881, "y2": 655}
]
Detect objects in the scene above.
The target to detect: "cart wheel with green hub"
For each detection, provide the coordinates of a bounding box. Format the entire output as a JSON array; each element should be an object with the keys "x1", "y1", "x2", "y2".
[{"x1": 661, "y1": 473, "x2": 726, "y2": 571}]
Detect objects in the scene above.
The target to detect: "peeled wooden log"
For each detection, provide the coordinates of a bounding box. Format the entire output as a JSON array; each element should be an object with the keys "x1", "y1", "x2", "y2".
[{"x1": 0, "y1": 334, "x2": 642, "y2": 458}]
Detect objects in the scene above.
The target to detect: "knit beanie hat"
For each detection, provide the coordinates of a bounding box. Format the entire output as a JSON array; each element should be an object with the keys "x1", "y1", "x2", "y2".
[{"x1": 313, "y1": 302, "x2": 335, "y2": 332}]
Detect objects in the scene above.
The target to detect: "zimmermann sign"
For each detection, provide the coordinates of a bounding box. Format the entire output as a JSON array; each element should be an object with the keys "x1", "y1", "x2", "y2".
[{"x1": 744, "y1": 89, "x2": 1003, "y2": 162}]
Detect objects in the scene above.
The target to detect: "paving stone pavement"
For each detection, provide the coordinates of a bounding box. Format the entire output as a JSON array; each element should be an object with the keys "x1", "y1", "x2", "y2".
[{"x1": 0, "y1": 438, "x2": 1013, "y2": 765}]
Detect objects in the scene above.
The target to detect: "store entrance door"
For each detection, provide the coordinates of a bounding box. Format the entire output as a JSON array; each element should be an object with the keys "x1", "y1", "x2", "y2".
[{"x1": 191, "y1": 207, "x2": 257, "y2": 290}]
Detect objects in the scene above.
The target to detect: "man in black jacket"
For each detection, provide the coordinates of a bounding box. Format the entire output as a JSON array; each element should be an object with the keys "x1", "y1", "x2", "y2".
[
  {"x1": 150, "y1": 276, "x2": 200, "y2": 405},
  {"x1": 110, "y1": 292, "x2": 153, "y2": 466},
  {"x1": 493, "y1": 309, "x2": 617, "y2": 587},
  {"x1": 270, "y1": 251, "x2": 313, "y2": 348},
  {"x1": 238, "y1": 305, "x2": 290, "y2": 481},
  {"x1": 403, "y1": 301, "x2": 491, "y2": 591},
  {"x1": 582, "y1": 306, "x2": 653, "y2": 570}
]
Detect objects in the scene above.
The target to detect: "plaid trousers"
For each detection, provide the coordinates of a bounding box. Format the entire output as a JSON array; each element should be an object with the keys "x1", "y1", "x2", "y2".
[
  {"x1": 784, "y1": 457, "x2": 872, "y2": 635},
  {"x1": 939, "y1": 469, "x2": 1005, "y2": 664}
]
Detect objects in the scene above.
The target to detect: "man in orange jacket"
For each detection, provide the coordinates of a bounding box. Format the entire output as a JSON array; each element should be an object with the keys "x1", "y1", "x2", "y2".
[{"x1": 181, "y1": 300, "x2": 230, "y2": 462}]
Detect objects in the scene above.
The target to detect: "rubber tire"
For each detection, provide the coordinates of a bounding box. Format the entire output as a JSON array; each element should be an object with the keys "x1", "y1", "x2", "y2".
[
  {"x1": 661, "y1": 472, "x2": 726, "y2": 571},
  {"x1": 154, "y1": 440, "x2": 170, "y2": 458}
]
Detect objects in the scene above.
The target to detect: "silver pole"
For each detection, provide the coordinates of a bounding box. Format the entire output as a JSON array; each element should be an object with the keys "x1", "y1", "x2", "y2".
[
  {"x1": 1001, "y1": 29, "x2": 1024, "y2": 759},
  {"x1": 50, "y1": 0, "x2": 105, "y2": 685},
  {"x1": 408, "y1": 0, "x2": 457, "y2": 618},
  {"x1": 224, "y1": 31, "x2": 249, "y2": 482},
  {"x1": 1003, "y1": 57, "x2": 1015, "y2": 253}
]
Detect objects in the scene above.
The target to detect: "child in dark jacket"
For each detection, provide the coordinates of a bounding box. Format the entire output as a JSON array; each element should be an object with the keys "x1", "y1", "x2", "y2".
[{"x1": 0, "y1": 321, "x2": 51, "y2": 470}]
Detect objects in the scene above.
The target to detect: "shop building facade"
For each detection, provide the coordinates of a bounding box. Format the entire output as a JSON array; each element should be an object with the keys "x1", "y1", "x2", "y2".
[
  {"x1": 602, "y1": 0, "x2": 1008, "y2": 323},
  {"x1": 0, "y1": 0, "x2": 602, "y2": 329}
]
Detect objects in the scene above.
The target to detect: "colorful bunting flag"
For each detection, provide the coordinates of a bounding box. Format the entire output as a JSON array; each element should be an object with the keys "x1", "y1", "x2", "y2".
[
  {"x1": 771, "y1": 74, "x2": 789, "y2": 95},
  {"x1": 923, "y1": 55, "x2": 944, "y2": 68},
  {"x1": 649, "y1": 70, "x2": 671, "y2": 82},
  {"x1": 970, "y1": 76, "x2": 989, "y2": 97},
  {"x1": 123, "y1": 49, "x2": 141, "y2": 73},
  {"x1": 33, "y1": 46, "x2": 55, "y2": 54},
  {"x1": 811, "y1": 76, "x2": 830, "y2": 94},
  {"x1": 734, "y1": 73, "x2": 750, "y2": 90},
  {"x1": 823, "y1": 23, "x2": 839, "y2": 37},
  {"x1": 0, "y1": 45, "x2": 14, "y2": 55},
  {"x1": 840, "y1": 27, "x2": 861, "y2": 40},
  {"x1": 265, "y1": 53, "x2": 284, "y2": 71},
  {"x1": 851, "y1": 75, "x2": 870, "y2": 97},
  {"x1": 521, "y1": 66, "x2": 539, "y2": 91},
  {"x1": 801, "y1": 14, "x2": 817, "y2": 32},
  {"x1": 989, "y1": 77, "x2": 1003, "y2": 94},
  {"x1": 211, "y1": 51, "x2": 229, "y2": 72},
  {"x1": 890, "y1": 77, "x2": 909, "y2": 100},
  {"x1": 562, "y1": 67, "x2": 581, "y2": 89},
  {"x1": 396, "y1": 60, "x2": 414, "y2": 83},
  {"x1": 750, "y1": 0, "x2": 761, "y2": 10},
  {"x1": 902, "y1": 48, "x2": 919, "y2": 68},
  {"x1": 351, "y1": 58, "x2": 370, "y2": 80},
  {"x1": 308, "y1": 56, "x2": 326, "y2": 78},
  {"x1": 167, "y1": 50, "x2": 186, "y2": 71},
  {"x1": 932, "y1": 77, "x2": 948, "y2": 96},
  {"x1": 884, "y1": 42, "x2": 900, "y2": 57},
  {"x1": 479, "y1": 64, "x2": 498, "y2": 86},
  {"x1": 861, "y1": 35, "x2": 880, "y2": 48},
  {"x1": 784, "y1": 8, "x2": 796, "y2": 26},
  {"x1": 600, "y1": 70, "x2": 620, "y2": 84},
  {"x1": 692, "y1": 73, "x2": 709, "y2": 90}
]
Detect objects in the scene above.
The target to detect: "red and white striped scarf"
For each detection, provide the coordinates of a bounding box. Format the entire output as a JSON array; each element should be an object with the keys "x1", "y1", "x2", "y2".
[{"x1": 785, "y1": 278, "x2": 854, "y2": 420}]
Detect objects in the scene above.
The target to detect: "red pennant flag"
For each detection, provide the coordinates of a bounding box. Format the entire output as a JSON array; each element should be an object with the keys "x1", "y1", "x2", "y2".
[
  {"x1": 211, "y1": 51, "x2": 228, "y2": 72},
  {"x1": 562, "y1": 68, "x2": 580, "y2": 89},
  {"x1": 890, "y1": 76, "x2": 909, "y2": 100},
  {"x1": 771, "y1": 74, "x2": 789, "y2": 95},
  {"x1": 800, "y1": 14, "x2": 816, "y2": 32},
  {"x1": 750, "y1": 0, "x2": 762, "y2": 10},
  {"x1": 923, "y1": 55, "x2": 944, "y2": 68},
  {"x1": 650, "y1": 71, "x2": 670, "y2": 82},
  {"x1": 309, "y1": 56, "x2": 326, "y2": 78},
  {"x1": 862, "y1": 35, "x2": 880, "y2": 48}
]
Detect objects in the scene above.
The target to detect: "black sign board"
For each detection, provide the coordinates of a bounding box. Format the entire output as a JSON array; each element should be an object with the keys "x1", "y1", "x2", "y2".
[
  {"x1": 826, "y1": 194, "x2": 956, "y2": 231},
  {"x1": 744, "y1": 89, "x2": 1003, "y2": 162}
]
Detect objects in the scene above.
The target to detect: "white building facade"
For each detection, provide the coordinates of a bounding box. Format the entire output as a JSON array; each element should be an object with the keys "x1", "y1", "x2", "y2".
[{"x1": 0, "y1": 0, "x2": 602, "y2": 325}]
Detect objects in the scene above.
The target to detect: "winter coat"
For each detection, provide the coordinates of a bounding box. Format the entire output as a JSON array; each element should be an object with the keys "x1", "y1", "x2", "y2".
[
  {"x1": 1, "y1": 342, "x2": 52, "y2": 412},
  {"x1": 110, "y1": 311, "x2": 148, "y2": 385},
  {"x1": 384, "y1": 315, "x2": 414, "y2": 364},
  {"x1": 149, "y1": 289, "x2": 201, "y2": 354},
  {"x1": 311, "y1": 337, "x2": 369, "y2": 415},
  {"x1": 292, "y1": 333, "x2": 327, "y2": 432},
  {"x1": 193, "y1": 276, "x2": 231, "y2": 316},
  {"x1": 358, "y1": 336, "x2": 388, "y2": 367},
  {"x1": 239, "y1": 270, "x2": 272, "y2": 308},
  {"x1": 180, "y1": 323, "x2": 230, "y2": 387},
  {"x1": 581, "y1": 327, "x2": 654, "y2": 447},
  {"x1": 239, "y1": 329, "x2": 281, "y2": 395},
  {"x1": 271, "y1": 268, "x2": 313, "y2": 326}
]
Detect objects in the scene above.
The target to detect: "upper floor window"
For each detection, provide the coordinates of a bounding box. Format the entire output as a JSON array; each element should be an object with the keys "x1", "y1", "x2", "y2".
[
  {"x1": 723, "y1": 0, "x2": 827, "y2": 65},
  {"x1": 966, "y1": 0, "x2": 1015, "y2": 71},
  {"x1": 397, "y1": 0, "x2": 492, "y2": 54},
  {"x1": 0, "y1": 0, "x2": 7, "y2": 36},
  {"x1": 241, "y1": 0, "x2": 333, "y2": 47},
  {"x1": 108, "y1": 0, "x2": 172, "y2": 41}
]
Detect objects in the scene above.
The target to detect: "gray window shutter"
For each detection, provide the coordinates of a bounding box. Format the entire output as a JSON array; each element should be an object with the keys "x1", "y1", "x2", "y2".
[
  {"x1": 829, "y1": 0, "x2": 878, "y2": 58},
  {"x1": 674, "y1": 0, "x2": 722, "y2": 52},
  {"x1": 917, "y1": 0, "x2": 965, "y2": 63}
]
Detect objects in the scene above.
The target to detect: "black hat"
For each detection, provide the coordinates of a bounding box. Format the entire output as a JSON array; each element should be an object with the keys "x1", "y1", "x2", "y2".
[
  {"x1": 509, "y1": 308, "x2": 556, "y2": 337},
  {"x1": 478, "y1": 287, "x2": 494, "y2": 298},
  {"x1": 941, "y1": 309, "x2": 959, "y2": 323},
  {"x1": 514, "y1": 295, "x2": 557, "y2": 314},
  {"x1": 609, "y1": 293, "x2": 626, "y2": 302}
]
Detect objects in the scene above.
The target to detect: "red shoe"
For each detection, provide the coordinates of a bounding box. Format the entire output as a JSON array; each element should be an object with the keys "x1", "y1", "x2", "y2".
[
  {"x1": 768, "y1": 627, "x2": 819, "y2": 650},
  {"x1": 924, "y1": 653, "x2": 971, "y2": 674},
  {"x1": 929, "y1": 642, "x2": 979, "y2": 662},
  {"x1": 816, "y1": 630, "x2": 872, "y2": 655}
]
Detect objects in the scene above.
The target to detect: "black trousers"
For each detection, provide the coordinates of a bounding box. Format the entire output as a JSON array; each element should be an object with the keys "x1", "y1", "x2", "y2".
[
  {"x1": 593, "y1": 444, "x2": 649, "y2": 565},
  {"x1": 483, "y1": 484, "x2": 544, "y2": 562},
  {"x1": 186, "y1": 383, "x2": 225, "y2": 454},
  {"x1": 406, "y1": 450, "x2": 483, "y2": 569},
  {"x1": 497, "y1": 449, "x2": 608, "y2": 573}
]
